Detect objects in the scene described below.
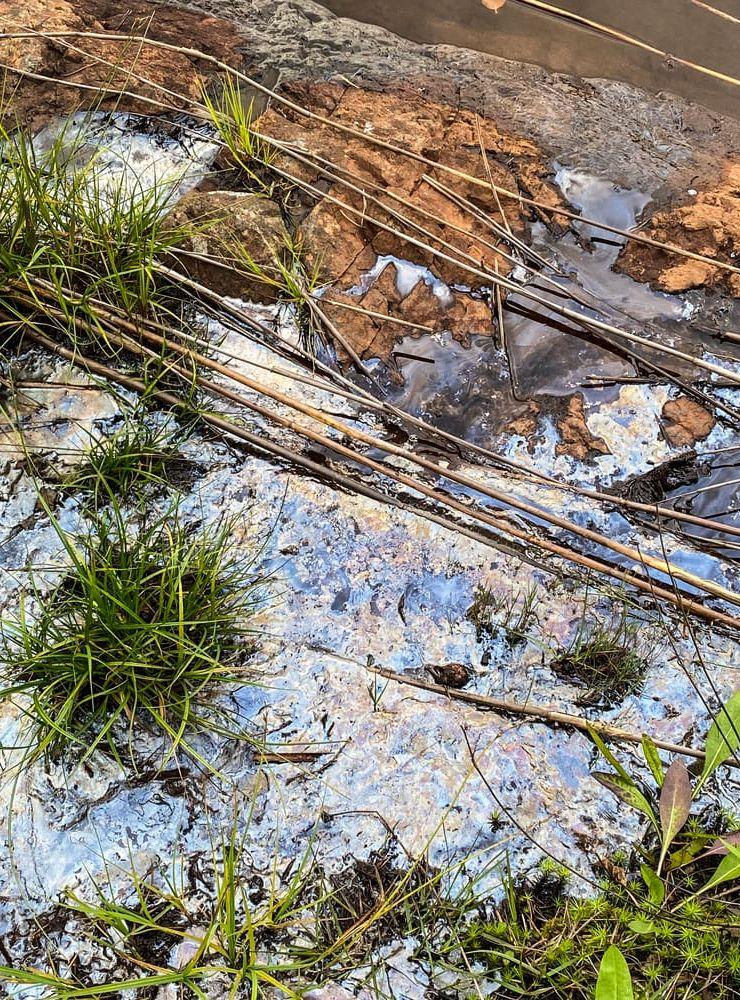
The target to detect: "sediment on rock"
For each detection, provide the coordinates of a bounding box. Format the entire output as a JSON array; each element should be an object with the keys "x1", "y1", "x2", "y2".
[{"x1": 616, "y1": 162, "x2": 740, "y2": 296}]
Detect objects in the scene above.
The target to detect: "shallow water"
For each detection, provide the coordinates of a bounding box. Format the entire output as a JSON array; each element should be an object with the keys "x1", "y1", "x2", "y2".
[
  {"x1": 320, "y1": 0, "x2": 740, "y2": 118},
  {"x1": 32, "y1": 111, "x2": 218, "y2": 208},
  {"x1": 2, "y1": 105, "x2": 740, "y2": 990}
]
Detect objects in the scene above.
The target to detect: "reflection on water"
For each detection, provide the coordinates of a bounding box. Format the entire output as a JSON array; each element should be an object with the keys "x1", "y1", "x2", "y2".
[{"x1": 321, "y1": 0, "x2": 740, "y2": 118}]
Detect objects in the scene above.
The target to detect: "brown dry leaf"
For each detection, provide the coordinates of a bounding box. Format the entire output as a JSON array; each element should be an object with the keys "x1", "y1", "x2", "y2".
[
  {"x1": 658, "y1": 759, "x2": 692, "y2": 871},
  {"x1": 482, "y1": 0, "x2": 507, "y2": 11}
]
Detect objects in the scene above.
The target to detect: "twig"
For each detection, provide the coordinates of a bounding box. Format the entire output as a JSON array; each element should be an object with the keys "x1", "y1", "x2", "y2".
[{"x1": 367, "y1": 664, "x2": 739, "y2": 767}]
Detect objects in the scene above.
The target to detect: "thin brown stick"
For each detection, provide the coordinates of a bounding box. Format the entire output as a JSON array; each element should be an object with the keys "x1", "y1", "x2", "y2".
[
  {"x1": 366, "y1": 664, "x2": 738, "y2": 767},
  {"x1": 19, "y1": 272, "x2": 740, "y2": 548},
  {"x1": 267, "y1": 157, "x2": 740, "y2": 393},
  {"x1": 21, "y1": 309, "x2": 740, "y2": 627},
  {"x1": 56, "y1": 297, "x2": 740, "y2": 608},
  {"x1": 25, "y1": 289, "x2": 740, "y2": 624}
]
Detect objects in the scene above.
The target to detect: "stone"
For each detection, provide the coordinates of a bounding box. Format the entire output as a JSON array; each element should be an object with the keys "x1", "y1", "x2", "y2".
[
  {"x1": 0, "y1": 0, "x2": 249, "y2": 127},
  {"x1": 661, "y1": 396, "x2": 716, "y2": 448},
  {"x1": 555, "y1": 394, "x2": 610, "y2": 461},
  {"x1": 617, "y1": 161, "x2": 740, "y2": 296},
  {"x1": 425, "y1": 661, "x2": 471, "y2": 688},
  {"x1": 163, "y1": 190, "x2": 291, "y2": 303}
]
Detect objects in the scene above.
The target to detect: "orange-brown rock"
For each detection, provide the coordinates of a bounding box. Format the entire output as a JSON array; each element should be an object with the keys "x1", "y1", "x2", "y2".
[
  {"x1": 258, "y1": 83, "x2": 560, "y2": 361},
  {"x1": 555, "y1": 394, "x2": 610, "y2": 461},
  {"x1": 0, "y1": 0, "x2": 248, "y2": 127},
  {"x1": 661, "y1": 396, "x2": 716, "y2": 448},
  {"x1": 425, "y1": 662, "x2": 471, "y2": 688},
  {"x1": 506, "y1": 401, "x2": 541, "y2": 441},
  {"x1": 321, "y1": 262, "x2": 492, "y2": 364},
  {"x1": 617, "y1": 163, "x2": 740, "y2": 296}
]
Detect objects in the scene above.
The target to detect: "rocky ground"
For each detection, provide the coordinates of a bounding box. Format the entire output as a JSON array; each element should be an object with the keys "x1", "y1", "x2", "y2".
[{"x1": 0, "y1": 0, "x2": 739, "y2": 995}]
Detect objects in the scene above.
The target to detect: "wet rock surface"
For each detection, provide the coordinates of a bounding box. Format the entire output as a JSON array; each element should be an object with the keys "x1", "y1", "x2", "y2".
[
  {"x1": 661, "y1": 394, "x2": 716, "y2": 447},
  {"x1": 617, "y1": 163, "x2": 740, "y2": 296},
  {"x1": 163, "y1": 190, "x2": 291, "y2": 302},
  {"x1": 554, "y1": 394, "x2": 610, "y2": 462},
  {"x1": 164, "y1": 0, "x2": 740, "y2": 196}
]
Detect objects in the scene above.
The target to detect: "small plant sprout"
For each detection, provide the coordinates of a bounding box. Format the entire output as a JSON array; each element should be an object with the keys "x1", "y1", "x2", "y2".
[
  {"x1": 552, "y1": 611, "x2": 647, "y2": 707},
  {"x1": 201, "y1": 74, "x2": 277, "y2": 193},
  {"x1": 0, "y1": 502, "x2": 267, "y2": 771},
  {"x1": 466, "y1": 583, "x2": 539, "y2": 647}
]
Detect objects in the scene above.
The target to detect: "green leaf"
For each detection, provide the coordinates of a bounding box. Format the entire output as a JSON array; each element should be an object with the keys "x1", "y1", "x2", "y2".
[
  {"x1": 593, "y1": 772, "x2": 659, "y2": 832},
  {"x1": 640, "y1": 864, "x2": 665, "y2": 907},
  {"x1": 641, "y1": 735, "x2": 664, "y2": 787},
  {"x1": 701, "y1": 844, "x2": 740, "y2": 894},
  {"x1": 697, "y1": 691, "x2": 740, "y2": 793},
  {"x1": 657, "y1": 759, "x2": 692, "y2": 872},
  {"x1": 596, "y1": 945, "x2": 634, "y2": 1000},
  {"x1": 590, "y1": 729, "x2": 632, "y2": 782},
  {"x1": 628, "y1": 917, "x2": 655, "y2": 935}
]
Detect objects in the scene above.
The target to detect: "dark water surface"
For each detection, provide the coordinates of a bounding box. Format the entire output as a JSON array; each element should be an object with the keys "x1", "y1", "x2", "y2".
[{"x1": 321, "y1": 0, "x2": 740, "y2": 118}]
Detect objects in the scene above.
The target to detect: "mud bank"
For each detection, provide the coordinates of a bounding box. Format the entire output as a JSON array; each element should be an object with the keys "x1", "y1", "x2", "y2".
[{"x1": 157, "y1": 0, "x2": 740, "y2": 197}]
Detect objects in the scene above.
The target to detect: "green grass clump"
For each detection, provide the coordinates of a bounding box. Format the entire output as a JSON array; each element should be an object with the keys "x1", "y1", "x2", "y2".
[
  {"x1": 0, "y1": 505, "x2": 265, "y2": 768},
  {"x1": 0, "y1": 114, "x2": 191, "y2": 356},
  {"x1": 63, "y1": 412, "x2": 198, "y2": 506},
  {"x1": 201, "y1": 74, "x2": 277, "y2": 194}
]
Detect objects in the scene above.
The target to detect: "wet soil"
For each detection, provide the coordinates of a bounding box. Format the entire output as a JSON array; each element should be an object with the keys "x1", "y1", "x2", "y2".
[{"x1": 1, "y1": 1, "x2": 740, "y2": 992}]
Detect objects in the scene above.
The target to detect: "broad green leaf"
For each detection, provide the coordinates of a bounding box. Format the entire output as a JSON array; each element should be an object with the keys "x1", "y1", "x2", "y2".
[
  {"x1": 701, "y1": 844, "x2": 740, "y2": 894},
  {"x1": 596, "y1": 945, "x2": 634, "y2": 1000},
  {"x1": 657, "y1": 759, "x2": 692, "y2": 872},
  {"x1": 593, "y1": 772, "x2": 659, "y2": 832},
  {"x1": 628, "y1": 917, "x2": 655, "y2": 935},
  {"x1": 640, "y1": 864, "x2": 665, "y2": 907},
  {"x1": 697, "y1": 691, "x2": 740, "y2": 793},
  {"x1": 641, "y1": 735, "x2": 664, "y2": 787}
]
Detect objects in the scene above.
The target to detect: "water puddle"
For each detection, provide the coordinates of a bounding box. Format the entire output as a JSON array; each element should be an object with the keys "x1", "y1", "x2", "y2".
[
  {"x1": 320, "y1": 0, "x2": 740, "y2": 119},
  {"x1": 505, "y1": 166, "x2": 689, "y2": 398}
]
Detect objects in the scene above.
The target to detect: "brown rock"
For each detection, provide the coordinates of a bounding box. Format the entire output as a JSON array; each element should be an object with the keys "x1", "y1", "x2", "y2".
[
  {"x1": 163, "y1": 190, "x2": 290, "y2": 303},
  {"x1": 321, "y1": 262, "x2": 492, "y2": 363},
  {"x1": 617, "y1": 161, "x2": 740, "y2": 296},
  {"x1": 506, "y1": 401, "x2": 541, "y2": 441},
  {"x1": 257, "y1": 82, "x2": 561, "y2": 361},
  {"x1": 425, "y1": 662, "x2": 471, "y2": 688},
  {"x1": 302, "y1": 197, "x2": 376, "y2": 285},
  {"x1": 661, "y1": 396, "x2": 716, "y2": 447},
  {"x1": 555, "y1": 394, "x2": 610, "y2": 461}
]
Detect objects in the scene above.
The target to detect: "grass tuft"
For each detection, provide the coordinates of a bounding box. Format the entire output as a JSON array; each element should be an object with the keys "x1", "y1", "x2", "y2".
[
  {"x1": 62, "y1": 410, "x2": 200, "y2": 507},
  {"x1": 201, "y1": 74, "x2": 277, "y2": 194},
  {"x1": 552, "y1": 613, "x2": 646, "y2": 706},
  {"x1": 0, "y1": 503, "x2": 266, "y2": 769}
]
